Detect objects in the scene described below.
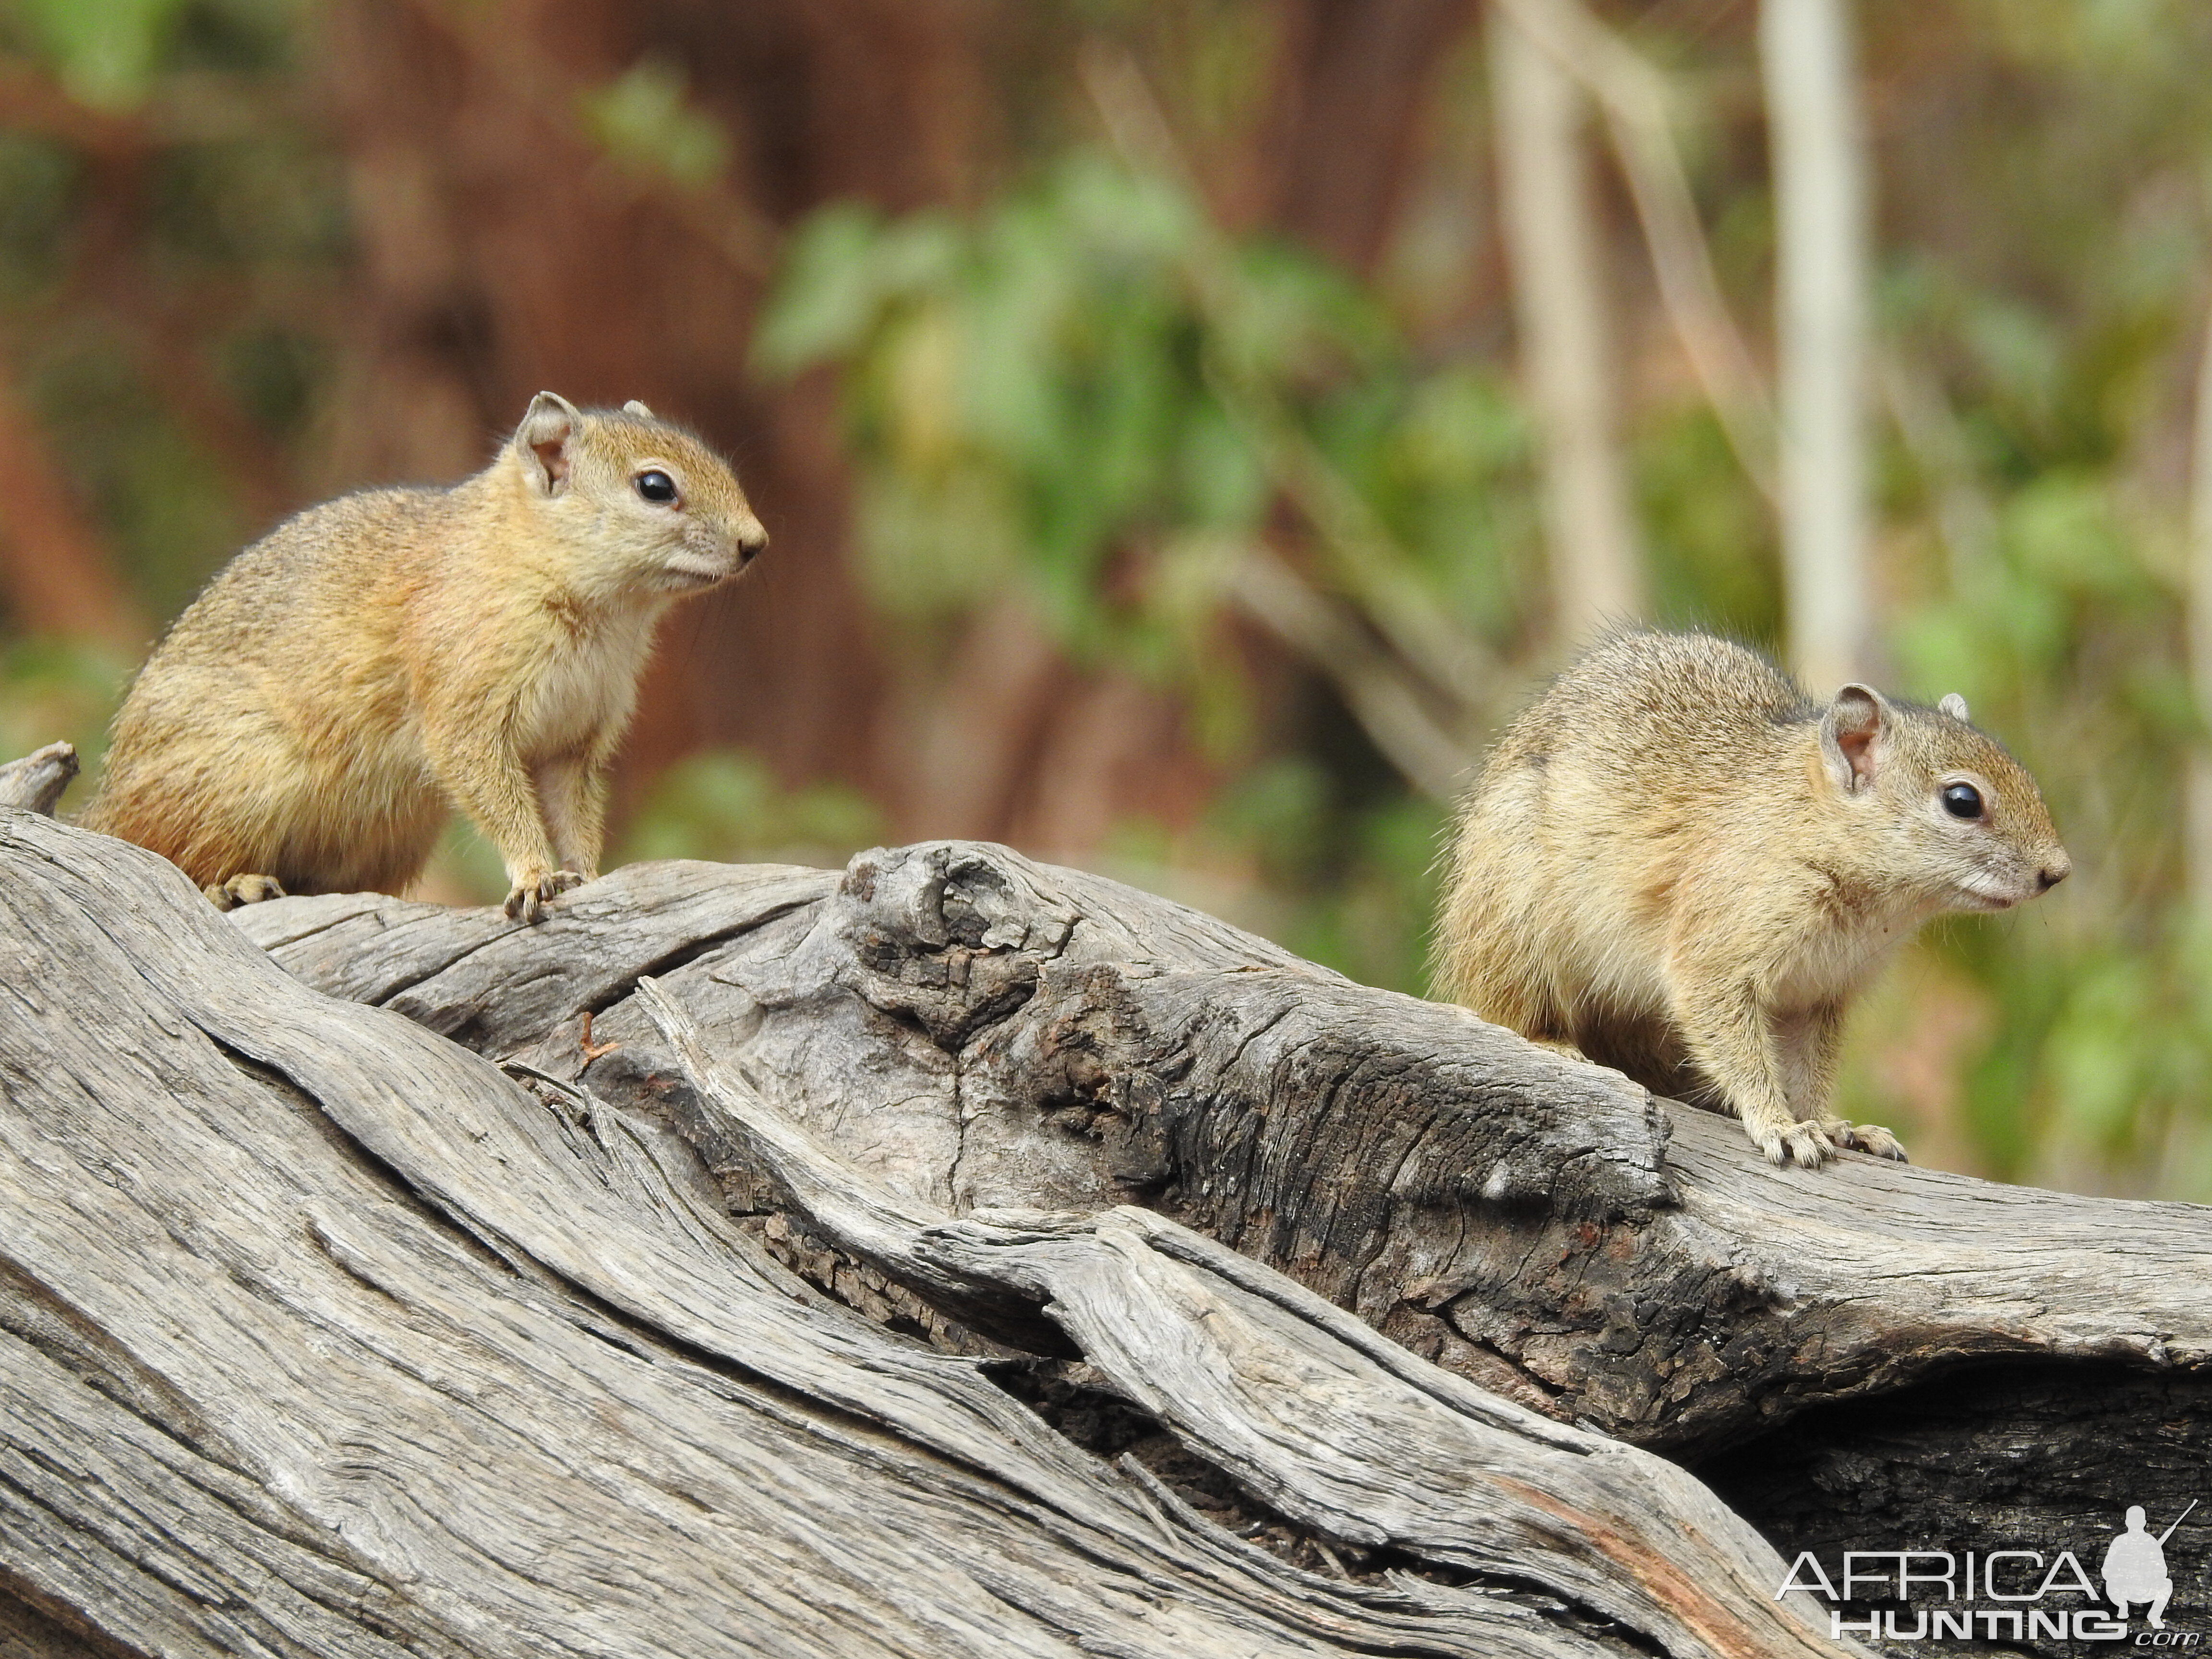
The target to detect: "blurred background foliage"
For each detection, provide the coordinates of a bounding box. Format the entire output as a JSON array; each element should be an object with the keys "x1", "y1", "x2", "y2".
[{"x1": 1, "y1": 0, "x2": 2211, "y2": 1197}]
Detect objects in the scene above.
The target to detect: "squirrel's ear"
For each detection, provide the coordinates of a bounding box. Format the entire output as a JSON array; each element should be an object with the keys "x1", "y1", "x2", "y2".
[
  {"x1": 1938, "y1": 692, "x2": 1971, "y2": 722},
  {"x1": 1819, "y1": 684, "x2": 1886, "y2": 793},
  {"x1": 622, "y1": 399, "x2": 655, "y2": 419},
  {"x1": 516, "y1": 392, "x2": 580, "y2": 496}
]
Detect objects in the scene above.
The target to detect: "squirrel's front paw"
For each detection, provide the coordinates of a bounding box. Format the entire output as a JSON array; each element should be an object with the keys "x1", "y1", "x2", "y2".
[
  {"x1": 504, "y1": 868, "x2": 585, "y2": 923},
  {"x1": 1746, "y1": 1117, "x2": 1836, "y2": 1168},
  {"x1": 204, "y1": 873, "x2": 288, "y2": 910},
  {"x1": 1816, "y1": 1118, "x2": 1910, "y2": 1163}
]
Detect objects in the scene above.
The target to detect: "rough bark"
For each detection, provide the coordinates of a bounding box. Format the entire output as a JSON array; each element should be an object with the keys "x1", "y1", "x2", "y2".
[
  {"x1": 237, "y1": 844, "x2": 2211, "y2": 1411},
  {"x1": 0, "y1": 743, "x2": 75, "y2": 815}
]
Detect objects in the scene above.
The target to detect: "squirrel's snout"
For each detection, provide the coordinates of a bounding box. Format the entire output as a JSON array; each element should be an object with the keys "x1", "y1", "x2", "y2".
[
  {"x1": 734, "y1": 518, "x2": 769, "y2": 566},
  {"x1": 2034, "y1": 845, "x2": 2072, "y2": 892}
]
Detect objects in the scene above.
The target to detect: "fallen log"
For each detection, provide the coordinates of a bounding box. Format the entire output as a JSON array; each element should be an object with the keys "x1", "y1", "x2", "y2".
[
  {"x1": 239, "y1": 839, "x2": 2212, "y2": 1647},
  {"x1": 0, "y1": 800, "x2": 1843, "y2": 1655},
  {"x1": 6, "y1": 783, "x2": 2209, "y2": 1656}
]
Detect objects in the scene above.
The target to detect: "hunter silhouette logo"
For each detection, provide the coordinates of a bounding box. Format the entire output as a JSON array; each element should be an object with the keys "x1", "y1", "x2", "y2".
[
  {"x1": 2105, "y1": 1502, "x2": 2195, "y2": 1631},
  {"x1": 1777, "y1": 1498, "x2": 2200, "y2": 1643}
]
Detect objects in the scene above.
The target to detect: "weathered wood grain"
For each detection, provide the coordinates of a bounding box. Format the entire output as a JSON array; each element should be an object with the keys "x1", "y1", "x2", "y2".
[
  {"x1": 0, "y1": 806, "x2": 1852, "y2": 1656},
  {"x1": 0, "y1": 743, "x2": 73, "y2": 815},
  {"x1": 241, "y1": 841, "x2": 2212, "y2": 1451}
]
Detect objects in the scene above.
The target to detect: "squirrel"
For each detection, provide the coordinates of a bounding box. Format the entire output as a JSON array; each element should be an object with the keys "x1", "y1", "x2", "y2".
[
  {"x1": 1432, "y1": 629, "x2": 2070, "y2": 1168},
  {"x1": 79, "y1": 392, "x2": 767, "y2": 922}
]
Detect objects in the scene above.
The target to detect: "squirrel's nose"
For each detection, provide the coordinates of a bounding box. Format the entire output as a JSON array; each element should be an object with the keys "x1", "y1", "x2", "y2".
[
  {"x1": 2036, "y1": 858, "x2": 2070, "y2": 892},
  {"x1": 734, "y1": 519, "x2": 769, "y2": 566}
]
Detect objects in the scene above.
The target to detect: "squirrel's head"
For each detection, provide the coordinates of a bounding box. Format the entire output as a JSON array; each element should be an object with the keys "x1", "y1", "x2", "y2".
[
  {"x1": 1817, "y1": 683, "x2": 2071, "y2": 912},
  {"x1": 505, "y1": 392, "x2": 768, "y2": 597}
]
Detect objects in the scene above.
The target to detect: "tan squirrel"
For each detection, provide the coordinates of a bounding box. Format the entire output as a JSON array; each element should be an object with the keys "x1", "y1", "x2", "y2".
[
  {"x1": 80, "y1": 393, "x2": 766, "y2": 922},
  {"x1": 1433, "y1": 630, "x2": 2070, "y2": 1167}
]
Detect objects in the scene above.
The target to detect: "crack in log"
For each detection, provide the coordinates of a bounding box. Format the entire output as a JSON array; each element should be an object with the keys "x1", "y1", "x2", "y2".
[
  {"x1": 998, "y1": 1355, "x2": 1669, "y2": 1648},
  {"x1": 1700, "y1": 1357, "x2": 2212, "y2": 1659}
]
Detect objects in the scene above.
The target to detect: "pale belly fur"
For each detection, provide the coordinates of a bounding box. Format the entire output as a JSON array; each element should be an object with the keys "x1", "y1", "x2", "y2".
[{"x1": 515, "y1": 603, "x2": 662, "y2": 762}]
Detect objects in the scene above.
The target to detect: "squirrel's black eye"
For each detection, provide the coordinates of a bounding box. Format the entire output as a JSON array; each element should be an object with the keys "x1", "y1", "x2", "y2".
[
  {"x1": 1941, "y1": 782, "x2": 1984, "y2": 820},
  {"x1": 635, "y1": 470, "x2": 678, "y2": 505}
]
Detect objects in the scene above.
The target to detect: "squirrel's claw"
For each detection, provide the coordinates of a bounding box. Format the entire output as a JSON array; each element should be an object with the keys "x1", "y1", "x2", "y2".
[
  {"x1": 1750, "y1": 1116, "x2": 1910, "y2": 1168},
  {"x1": 504, "y1": 868, "x2": 585, "y2": 924},
  {"x1": 1820, "y1": 1118, "x2": 1911, "y2": 1163},
  {"x1": 1751, "y1": 1118, "x2": 1836, "y2": 1168},
  {"x1": 204, "y1": 873, "x2": 288, "y2": 910}
]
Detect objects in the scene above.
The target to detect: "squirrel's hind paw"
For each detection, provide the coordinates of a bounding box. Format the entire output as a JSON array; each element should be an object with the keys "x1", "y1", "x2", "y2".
[
  {"x1": 204, "y1": 873, "x2": 288, "y2": 910},
  {"x1": 504, "y1": 868, "x2": 586, "y2": 924}
]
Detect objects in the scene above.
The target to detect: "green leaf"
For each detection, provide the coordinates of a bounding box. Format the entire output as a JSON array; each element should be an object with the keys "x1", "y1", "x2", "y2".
[
  {"x1": 2000, "y1": 472, "x2": 2140, "y2": 598},
  {"x1": 13, "y1": 0, "x2": 187, "y2": 109},
  {"x1": 577, "y1": 58, "x2": 729, "y2": 192},
  {"x1": 752, "y1": 207, "x2": 937, "y2": 376}
]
